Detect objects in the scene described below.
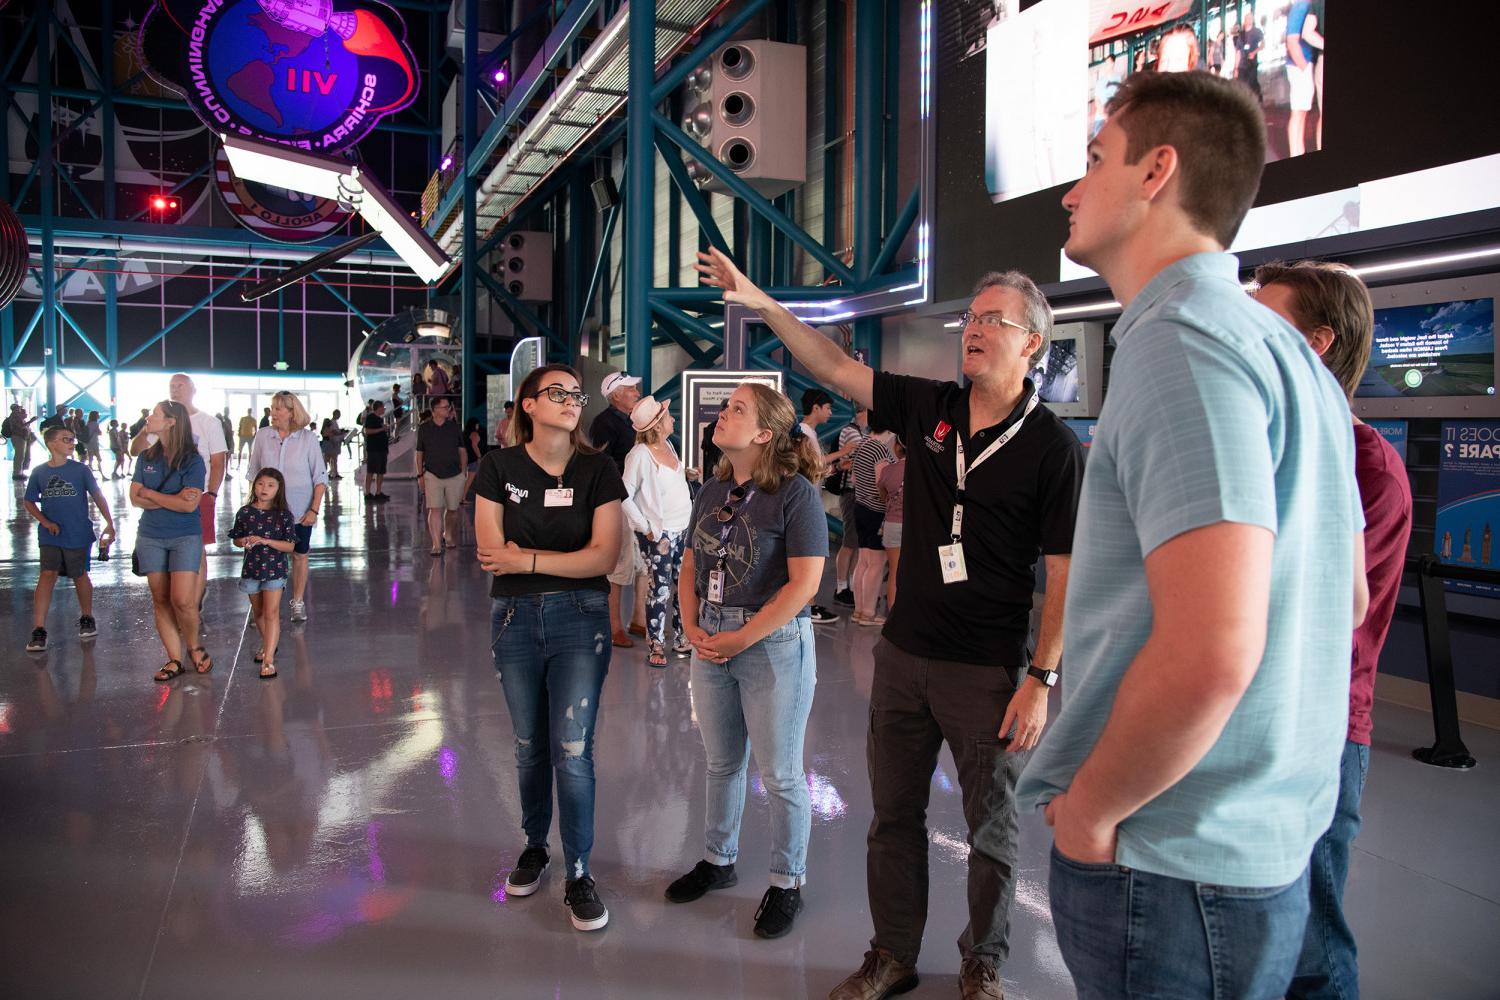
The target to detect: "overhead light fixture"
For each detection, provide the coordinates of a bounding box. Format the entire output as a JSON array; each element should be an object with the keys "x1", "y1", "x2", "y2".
[{"x1": 221, "y1": 133, "x2": 453, "y2": 284}]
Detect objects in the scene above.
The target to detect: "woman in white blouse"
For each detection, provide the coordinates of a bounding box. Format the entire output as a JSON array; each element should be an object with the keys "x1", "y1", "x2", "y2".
[{"x1": 623, "y1": 396, "x2": 699, "y2": 666}]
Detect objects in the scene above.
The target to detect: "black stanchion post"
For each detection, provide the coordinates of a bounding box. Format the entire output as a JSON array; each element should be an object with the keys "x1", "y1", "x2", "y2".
[{"x1": 1412, "y1": 554, "x2": 1478, "y2": 770}]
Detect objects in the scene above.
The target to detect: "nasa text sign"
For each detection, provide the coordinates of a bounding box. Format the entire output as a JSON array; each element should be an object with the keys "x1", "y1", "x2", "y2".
[{"x1": 140, "y1": 0, "x2": 419, "y2": 154}]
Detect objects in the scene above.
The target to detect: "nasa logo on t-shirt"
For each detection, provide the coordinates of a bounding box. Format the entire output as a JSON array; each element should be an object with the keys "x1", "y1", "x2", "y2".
[{"x1": 505, "y1": 483, "x2": 530, "y2": 504}]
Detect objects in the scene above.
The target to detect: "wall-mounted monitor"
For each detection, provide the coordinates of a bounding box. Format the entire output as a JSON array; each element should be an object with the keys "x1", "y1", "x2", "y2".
[
  {"x1": 930, "y1": 0, "x2": 1500, "y2": 304},
  {"x1": 1352, "y1": 273, "x2": 1500, "y2": 420},
  {"x1": 1033, "y1": 321, "x2": 1105, "y2": 418}
]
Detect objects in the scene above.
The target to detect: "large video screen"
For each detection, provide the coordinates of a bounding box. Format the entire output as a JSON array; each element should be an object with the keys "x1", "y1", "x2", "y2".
[
  {"x1": 930, "y1": 0, "x2": 1500, "y2": 303},
  {"x1": 1357, "y1": 298, "x2": 1496, "y2": 399},
  {"x1": 983, "y1": 0, "x2": 1325, "y2": 205}
]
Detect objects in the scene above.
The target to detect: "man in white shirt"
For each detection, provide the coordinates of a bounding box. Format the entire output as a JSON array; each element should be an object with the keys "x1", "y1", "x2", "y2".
[{"x1": 131, "y1": 373, "x2": 228, "y2": 613}]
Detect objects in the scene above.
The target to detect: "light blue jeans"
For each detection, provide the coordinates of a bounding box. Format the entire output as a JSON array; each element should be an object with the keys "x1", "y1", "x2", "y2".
[
  {"x1": 691, "y1": 604, "x2": 817, "y2": 888},
  {"x1": 1050, "y1": 847, "x2": 1310, "y2": 999}
]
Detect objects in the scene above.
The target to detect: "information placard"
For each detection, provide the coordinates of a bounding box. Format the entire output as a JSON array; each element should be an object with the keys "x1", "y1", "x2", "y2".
[{"x1": 1435, "y1": 420, "x2": 1500, "y2": 597}]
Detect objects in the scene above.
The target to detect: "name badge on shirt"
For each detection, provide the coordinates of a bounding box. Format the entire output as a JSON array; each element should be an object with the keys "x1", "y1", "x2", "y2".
[
  {"x1": 938, "y1": 542, "x2": 969, "y2": 585},
  {"x1": 544, "y1": 488, "x2": 574, "y2": 507},
  {"x1": 707, "y1": 569, "x2": 726, "y2": 604}
]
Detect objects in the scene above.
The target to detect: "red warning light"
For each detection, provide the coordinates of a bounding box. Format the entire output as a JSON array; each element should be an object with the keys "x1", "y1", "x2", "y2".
[
  {"x1": 152, "y1": 196, "x2": 167, "y2": 209},
  {"x1": 169, "y1": 200, "x2": 178, "y2": 210}
]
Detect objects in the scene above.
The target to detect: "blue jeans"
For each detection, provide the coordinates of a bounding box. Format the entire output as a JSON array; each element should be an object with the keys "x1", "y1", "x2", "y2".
[
  {"x1": 1050, "y1": 847, "x2": 1310, "y2": 999},
  {"x1": 691, "y1": 604, "x2": 817, "y2": 888},
  {"x1": 491, "y1": 590, "x2": 612, "y2": 881},
  {"x1": 1288, "y1": 740, "x2": 1369, "y2": 1000},
  {"x1": 637, "y1": 529, "x2": 686, "y2": 647}
]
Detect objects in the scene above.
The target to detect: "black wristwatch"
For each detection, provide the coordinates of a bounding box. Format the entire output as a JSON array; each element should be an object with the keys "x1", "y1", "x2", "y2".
[{"x1": 1027, "y1": 666, "x2": 1059, "y2": 688}]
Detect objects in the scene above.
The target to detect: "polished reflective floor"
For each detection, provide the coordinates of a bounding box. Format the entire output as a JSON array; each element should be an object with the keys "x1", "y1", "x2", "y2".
[{"x1": 3, "y1": 467, "x2": 1499, "y2": 999}]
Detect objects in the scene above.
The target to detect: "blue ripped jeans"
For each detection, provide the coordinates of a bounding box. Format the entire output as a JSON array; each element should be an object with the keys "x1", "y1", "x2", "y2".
[{"x1": 491, "y1": 590, "x2": 612, "y2": 880}]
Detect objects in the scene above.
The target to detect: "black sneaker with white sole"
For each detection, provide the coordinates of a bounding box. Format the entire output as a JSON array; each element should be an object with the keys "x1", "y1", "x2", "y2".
[
  {"x1": 78, "y1": 615, "x2": 97, "y2": 639},
  {"x1": 26, "y1": 627, "x2": 47, "y2": 652},
  {"x1": 833, "y1": 588, "x2": 855, "y2": 607},
  {"x1": 564, "y1": 876, "x2": 609, "y2": 931},
  {"x1": 504, "y1": 846, "x2": 550, "y2": 896},
  {"x1": 665, "y1": 859, "x2": 738, "y2": 903},
  {"x1": 809, "y1": 605, "x2": 839, "y2": 625},
  {"x1": 753, "y1": 886, "x2": 803, "y2": 939}
]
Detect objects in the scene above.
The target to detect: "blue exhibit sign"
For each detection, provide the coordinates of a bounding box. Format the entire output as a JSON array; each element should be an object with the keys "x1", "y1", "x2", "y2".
[
  {"x1": 140, "y1": 0, "x2": 419, "y2": 153},
  {"x1": 1366, "y1": 419, "x2": 1408, "y2": 462},
  {"x1": 1435, "y1": 420, "x2": 1500, "y2": 598},
  {"x1": 1063, "y1": 418, "x2": 1097, "y2": 449}
]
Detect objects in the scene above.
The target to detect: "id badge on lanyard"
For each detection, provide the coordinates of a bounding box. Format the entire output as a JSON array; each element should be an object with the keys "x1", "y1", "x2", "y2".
[
  {"x1": 941, "y1": 392, "x2": 1038, "y2": 585},
  {"x1": 709, "y1": 485, "x2": 755, "y2": 604}
]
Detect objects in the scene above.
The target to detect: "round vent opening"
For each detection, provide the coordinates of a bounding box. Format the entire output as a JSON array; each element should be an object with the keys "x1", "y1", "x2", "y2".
[
  {"x1": 721, "y1": 92, "x2": 754, "y2": 128},
  {"x1": 720, "y1": 139, "x2": 755, "y2": 173},
  {"x1": 508, "y1": 281, "x2": 525, "y2": 297},
  {"x1": 507, "y1": 233, "x2": 526, "y2": 250},
  {"x1": 507, "y1": 257, "x2": 526, "y2": 273},
  {"x1": 719, "y1": 45, "x2": 754, "y2": 81}
]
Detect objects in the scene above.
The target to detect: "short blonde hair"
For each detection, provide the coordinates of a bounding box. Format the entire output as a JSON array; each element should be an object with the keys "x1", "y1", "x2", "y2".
[{"x1": 270, "y1": 391, "x2": 312, "y2": 432}]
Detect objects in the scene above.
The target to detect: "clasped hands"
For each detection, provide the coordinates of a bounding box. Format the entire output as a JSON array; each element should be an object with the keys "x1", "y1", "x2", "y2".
[{"x1": 681, "y1": 622, "x2": 750, "y2": 663}]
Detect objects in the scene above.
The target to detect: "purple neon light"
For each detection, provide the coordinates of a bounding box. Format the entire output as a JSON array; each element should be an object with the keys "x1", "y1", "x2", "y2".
[{"x1": 440, "y1": 155, "x2": 453, "y2": 170}]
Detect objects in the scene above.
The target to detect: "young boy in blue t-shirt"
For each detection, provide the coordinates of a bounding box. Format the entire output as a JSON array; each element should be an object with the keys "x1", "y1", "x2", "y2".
[{"x1": 23, "y1": 425, "x2": 116, "y2": 651}]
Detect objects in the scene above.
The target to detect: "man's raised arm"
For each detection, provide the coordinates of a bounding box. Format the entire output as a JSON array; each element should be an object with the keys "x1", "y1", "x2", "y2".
[{"x1": 695, "y1": 247, "x2": 875, "y2": 410}]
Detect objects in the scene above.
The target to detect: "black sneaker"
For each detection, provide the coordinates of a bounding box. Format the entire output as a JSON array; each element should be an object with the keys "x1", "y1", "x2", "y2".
[
  {"x1": 809, "y1": 605, "x2": 839, "y2": 625},
  {"x1": 504, "y1": 846, "x2": 550, "y2": 897},
  {"x1": 665, "y1": 859, "x2": 738, "y2": 903},
  {"x1": 833, "y1": 588, "x2": 855, "y2": 607},
  {"x1": 26, "y1": 627, "x2": 47, "y2": 652},
  {"x1": 753, "y1": 886, "x2": 803, "y2": 939},
  {"x1": 78, "y1": 615, "x2": 97, "y2": 639},
  {"x1": 564, "y1": 875, "x2": 609, "y2": 931}
]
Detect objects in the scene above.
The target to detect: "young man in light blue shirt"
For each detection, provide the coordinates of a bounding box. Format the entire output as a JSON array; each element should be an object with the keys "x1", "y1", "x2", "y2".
[{"x1": 1016, "y1": 71, "x2": 1369, "y2": 999}]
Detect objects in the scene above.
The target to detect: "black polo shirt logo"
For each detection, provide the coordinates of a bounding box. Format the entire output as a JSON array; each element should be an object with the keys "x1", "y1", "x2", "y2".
[{"x1": 923, "y1": 419, "x2": 952, "y2": 454}]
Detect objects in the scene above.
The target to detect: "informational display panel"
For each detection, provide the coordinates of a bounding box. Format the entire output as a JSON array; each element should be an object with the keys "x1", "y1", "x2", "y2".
[
  {"x1": 1435, "y1": 419, "x2": 1500, "y2": 597},
  {"x1": 681, "y1": 370, "x2": 784, "y2": 479},
  {"x1": 1365, "y1": 419, "x2": 1408, "y2": 462}
]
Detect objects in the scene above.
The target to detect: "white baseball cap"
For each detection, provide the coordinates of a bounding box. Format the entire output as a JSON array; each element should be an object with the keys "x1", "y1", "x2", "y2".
[{"x1": 600, "y1": 371, "x2": 642, "y2": 397}]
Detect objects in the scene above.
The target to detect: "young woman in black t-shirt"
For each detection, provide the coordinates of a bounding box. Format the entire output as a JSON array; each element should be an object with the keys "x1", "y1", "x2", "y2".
[{"x1": 473, "y1": 363, "x2": 627, "y2": 933}]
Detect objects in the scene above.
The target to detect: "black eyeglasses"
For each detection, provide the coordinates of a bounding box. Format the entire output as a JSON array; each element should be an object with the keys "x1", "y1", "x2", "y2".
[
  {"x1": 534, "y1": 385, "x2": 589, "y2": 406},
  {"x1": 716, "y1": 484, "x2": 750, "y2": 523}
]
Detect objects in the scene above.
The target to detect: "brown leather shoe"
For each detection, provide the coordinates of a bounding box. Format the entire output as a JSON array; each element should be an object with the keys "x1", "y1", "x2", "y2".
[
  {"x1": 627, "y1": 622, "x2": 647, "y2": 637},
  {"x1": 611, "y1": 630, "x2": 635, "y2": 648},
  {"x1": 828, "y1": 949, "x2": 918, "y2": 1000},
  {"x1": 959, "y1": 957, "x2": 1004, "y2": 1000}
]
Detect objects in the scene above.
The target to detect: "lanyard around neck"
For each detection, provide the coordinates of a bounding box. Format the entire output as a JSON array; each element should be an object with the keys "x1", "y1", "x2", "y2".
[
  {"x1": 950, "y1": 390, "x2": 1038, "y2": 542},
  {"x1": 715, "y1": 485, "x2": 756, "y2": 566}
]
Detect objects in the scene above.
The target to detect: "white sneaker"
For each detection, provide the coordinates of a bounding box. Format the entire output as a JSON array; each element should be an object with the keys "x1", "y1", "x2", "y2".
[{"x1": 289, "y1": 599, "x2": 308, "y2": 622}]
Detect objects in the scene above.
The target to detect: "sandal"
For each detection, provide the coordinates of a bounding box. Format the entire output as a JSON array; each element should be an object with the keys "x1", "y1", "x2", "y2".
[
  {"x1": 254, "y1": 646, "x2": 278, "y2": 664},
  {"x1": 258, "y1": 660, "x2": 278, "y2": 680},
  {"x1": 648, "y1": 643, "x2": 668, "y2": 668},
  {"x1": 189, "y1": 646, "x2": 213, "y2": 674},
  {"x1": 154, "y1": 659, "x2": 185, "y2": 682},
  {"x1": 671, "y1": 641, "x2": 694, "y2": 658}
]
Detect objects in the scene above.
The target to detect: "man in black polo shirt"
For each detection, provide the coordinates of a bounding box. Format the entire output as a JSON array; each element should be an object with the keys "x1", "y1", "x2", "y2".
[{"x1": 696, "y1": 247, "x2": 1083, "y2": 1000}]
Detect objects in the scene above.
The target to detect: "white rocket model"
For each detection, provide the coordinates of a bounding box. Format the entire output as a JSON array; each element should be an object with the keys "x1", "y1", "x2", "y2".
[{"x1": 256, "y1": 0, "x2": 357, "y2": 40}]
